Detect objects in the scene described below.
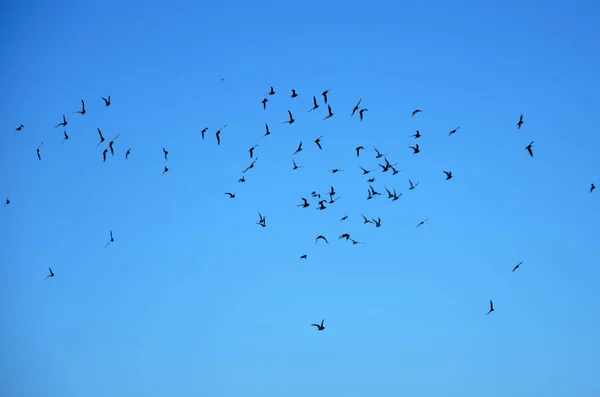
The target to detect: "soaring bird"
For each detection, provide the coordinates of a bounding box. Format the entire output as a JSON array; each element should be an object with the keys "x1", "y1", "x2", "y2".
[
  {"x1": 290, "y1": 89, "x2": 298, "y2": 98},
  {"x1": 261, "y1": 97, "x2": 268, "y2": 110},
  {"x1": 44, "y1": 267, "x2": 55, "y2": 280},
  {"x1": 284, "y1": 110, "x2": 295, "y2": 124},
  {"x1": 162, "y1": 147, "x2": 169, "y2": 161},
  {"x1": 359, "y1": 108, "x2": 368, "y2": 121},
  {"x1": 298, "y1": 198, "x2": 310, "y2": 208},
  {"x1": 215, "y1": 124, "x2": 227, "y2": 145},
  {"x1": 321, "y1": 89, "x2": 331, "y2": 104},
  {"x1": 225, "y1": 192, "x2": 236, "y2": 198},
  {"x1": 517, "y1": 114, "x2": 524, "y2": 130},
  {"x1": 315, "y1": 235, "x2": 329, "y2": 244},
  {"x1": 126, "y1": 149, "x2": 131, "y2": 160},
  {"x1": 374, "y1": 147, "x2": 386, "y2": 158},
  {"x1": 411, "y1": 109, "x2": 422, "y2": 118},
  {"x1": 96, "y1": 128, "x2": 105, "y2": 147},
  {"x1": 162, "y1": 166, "x2": 169, "y2": 175},
  {"x1": 15, "y1": 124, "x2": 24, "y2": 131},
  {"x1": 109, "y1": 133, "x2": 119, "y2": 156},
  {"x1": 292, "y1": 159, "x2": 303, "y2": 170},
  {"x1": 105, "y1": 229, "x2": 114, "y2": 248},
  {"x1": 591, "y1": 183, "x2": 596, "y2": 193},
  {"x1": 55, "y1": 115, "x2": 67, "y2": 128},
  {"x1": 409, "y1": 144, "x2": 420, "y2": 154},
  {"x1": 293, "y1": 141, "x2": 303, "y2": 155},
  {"x1": 411, "y1": 130, "x2": 421, "y2": 138},
  {"x1": 512, "y1": 261, "x2": 523, "y2": 272},
  {"x1": 62, "y1": 130, "x2": 69, "y2": 143},
  {"x1": 201, "y1": 127, "x2": 208, "y2": 139},
  {"x1": 309, "y1": 95, "x2": 319, "y2": 112},
  {"x1": 416, "y1": 218, "x2": 429, "y2": 228},
  {"x1": 264, "y1": 123, "x2": 271, "y2": 137},
  {"x1": 300, "y1": 254, "x2": 307, "y2": 259},
  {"x1": 102, "y1": 149, "x2": 108, "y2": 162},
  {"x1": 443, "y1": 171, "x2": 453, "y2": 180},
  {"x1": 267, "y1": 86, "x2": 275, "y2": 96},
  {"x1": 74, "y1": 99, "x2": 86, "y2": 115},
  {"x1": 355, "y1": 146, "x2": 364, "y2": 157},
  {"x1": 36, "y1": 142, "x2": 43, "y2": 160},
  {"x1": 487, "y1": 300, "x2": 495, "y2": 315},
  {"x1": 311, "y1": 319, "x2": 325, "y2": 331},
  {"x1": 315, "y1": 136, "x2": 323, "y2": 150},
  {"x1": 257, "y1": 212, "x2": 267, "y2": 227},
  {"x1": 101, "y1": 95, "x2": 111, "y2": 106},
  {"x1": 323, "y1": 105, "x2": 334, "y2": 120},
  {"x1": 448, "y1": 127, "x2": 460, "y2": 136},
  {"x1": 409, "y1": 179, "x2": 419, "y2": 190},
  {"x1": 249, "y1": 145, "x2": 258, "y2": 158},
  {"x1": 351, "y1": 99, "x2": 362, "y2": 116},
  {"x1": 525, "y1": 141, "x2": 534, "y2": 157}
]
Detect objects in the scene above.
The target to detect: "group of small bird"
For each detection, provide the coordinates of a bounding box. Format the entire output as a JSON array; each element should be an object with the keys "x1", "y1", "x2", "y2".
[{"x1": 5, "y1": 83, "x2": 597, "y2": 332}]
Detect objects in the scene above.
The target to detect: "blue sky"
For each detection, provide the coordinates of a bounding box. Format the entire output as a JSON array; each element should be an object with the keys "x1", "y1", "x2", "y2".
[{"x1": 1, "y1": 0, "x2": 600, "y2": 395}]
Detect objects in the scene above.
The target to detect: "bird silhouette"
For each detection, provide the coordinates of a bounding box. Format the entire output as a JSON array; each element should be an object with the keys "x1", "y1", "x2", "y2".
[
  {"x1": 105, "y1": 229, "x2": 114, "y2": 248},
  {"x1": 249, "y1": 145, "x2": 258, "y2": 158},
  {"x1": 487, "y1": 300, "x2": 495, "y2": 315},
  {"x1": 411, "y1": 130, "x2": 421, "y2": 138},
  {"x1": 591, "y1": 183, "x2": 596, "y2": 193},
  {"x1": 315, "y1": 136, "x2": 323, "y2": 150},
  {"x1": 351, "y1": 99, "x2": 362, "y2": 116},
  {"x1": 55, "y1": 115, "x2": 67, "y2": 128},
  {"x1": 292, "y1": 159, "x2": 303, "y2": 170},
  {"x1": 201, "y1": 127, "x2": 208, "y2": 139},
  {"x1": 311, "y1": 319, "x2": 325, "y2": 331},
  {"x1": 162, "y1": 147, "x2": 169, "y2": 161},
  {"x1": 267, "y1": 86, "x2": 275, "y2": 96},
  {"x1": 416, "y1": 218, "x2": 429, "y2": 228},
  {"x1": 525, "y1": 141, "x2": 534, "y2": 157},
  {"x1": 293, "y1": 141, "x2": 303, "y2": 155},
  {"x1": 215, "y1": 124, "x2": 227, "y2": 145},
  {"x1": 323, "y1": 104, "x2": 334, "y2": 120},
  {"x1": 409, "y1": 144, "x2": 420, "y2": 154},
  {"x1": 340, "y1": 215, "x2": 348, "y2": 222},
  {"x1": 15, "y1": 124, "x2": 24, "y2": 131},
  {"x1": 315, "y1": 235, "x2": 329, "y2": 244},
  {"x1": 62, "y1": 130, "x2": 69, "y2": 144},
  {"x1": 356, "y1": 146, "x2": 364, "y2": 157},
  {"x1": 361, "y1": 213, "x2": 373, "y2": 224},
  {"x1": 374, "y1": 147, "x2": 386, "y2": 158},
  {"x1": 309, "y1": 95, "x2": 319, "y2": 112},
  {"x1": 512, "y1": 261, "x2": 523, "y2": 272},
  {"x1": 284, "y1": 110, "x2": 295, "y2": 124},
  {"x1": 238, "y1": 176, "x2": 246, "y2": 183},
  {"x1": 517, "y1": 114, "x2": 524, "y2": 130},
  {"x1": 264, "y1": 123, "x2": 271, "y2": 137},
  {"x1": 44, "y1": 267, "x2": 55, "y2": 280},
  {"x1": 73, "y1": 99, "x2": 86, "y2": 115},
  {"x1": 290, "y1": 89, "x2": 298, "y2": 98},
  {"x1": 225, "y1": 192, "x2": 236, "y2": 198},
  {"x1": 409, "y1": 179, "x2": 419, "y2": 190},
  {"x1": 321, "y1": 89, "x2": 331, "y2": 104},
  {"x1": 103, "y1": 149, "x2": 108, "y2": 162},
  {"x1": 298, "y1": 198, "x2": 310, "y2": 208},
  {"x1": 257, "y1": 212, "x2": 267, "y2": 227},
  {"x1": 126, "y1": 149, "x2": 131, "y2": 160},
  {"x1": 162, "y1": 166, "x2": 169, "y2": 175},
  {"x1": 96, "y1": 128, "x2": 105, "y2": 147},
  {"x1": 443, "y1": 171, "x2": 453, "y2": 180},
  {"x1": 261, "y1": 97, "x2": 268, "y2": 110},
  {"x1": 411, "y1": 109, "x2": 422, "y2": 118},
  {"x1": 300, "y1": 254, "x2": 307, "y2": 259},
  {"x1": 101, "y1": 95, "x2": 111, "y2": 106},
  {"x1": 109, "y1": 133, "x2": 119, "y2": 156},
  {"x1": 359, "y1": 108, "x2": 368, "y2": 121},
  {"x1": 448, "y1": 127, "x2": 460, "y2": 136},
  {"x1": 36, "y1": 142, "x2": 43, "y2": 160},
  {"x1": 243, "y1": 158, "x2": 259, "y2": 173}
]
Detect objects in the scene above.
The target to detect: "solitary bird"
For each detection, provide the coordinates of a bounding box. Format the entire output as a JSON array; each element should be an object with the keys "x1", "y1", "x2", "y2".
[
  {"x1": 315, "y1": 136, "x2": 323, "y2": 150},
  {"x1": 525, "y1": 141, "x2": 534, "y2": 157},
  {"x1": 311, "y1": 319, "x2": 325, "y2": 331},
  {"x1": 74, "y1": 99, "x2": 86, "y2": 115},
  {"x1": 55, "y1": 115, "x2": 67, "y2": 128},
  {"x1": 443, "y1": 171, "x2": 453, "y2": 180},
  {"x1": 416, "y1": 218, "x2": 429, "y2": 228},
  {"x1": 101, "y1": 95, "x2": 111, "y2": 106},
  {"x1": 411, "y1": 109, "x2": 422, "y2": 118},
  {"x1": 257, "y1": 212, "x2": 267, "y2": 227},
  {"x1": 351, "y1": 99, "x2": 362, "y2": 116},
  {"x1": 15, "y1": 124, "x2": 24, "y2": 131},
  {"x1": 44, "y1": 267, "x2": 55, "y2": 280},
  {"x1": 284, "y1": 110, "x2": 295, "y2": 124},
  {"x1": 591, "y1": 183, "x2": 596, "y2": 193},
  {"x1": 448, "y1": 127, "x2": 460, "y2": 136},
  {"x1": 323, "y1": 104, "x2": 334, "y2": 120},
  {"x1": 225, "y1": 192, "x2": 236, "y2": 198},
  {"x1": 517, "y1": 114, "x2": 524, "y2": 130},
  {"x1": 105, "y1": 229, "x2": 115, "y2": 248},
  {"x1": 300, "y1": 254, "x2": 307, "y2": 259},
  {"x1": 512, "y1": 261, "x2": 523, "y2": 272},
  {"x1": 487, "y1": 300, "x2": 495, "y2": 315}
]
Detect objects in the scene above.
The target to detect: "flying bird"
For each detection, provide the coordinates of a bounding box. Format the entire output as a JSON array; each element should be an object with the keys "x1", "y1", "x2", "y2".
[
  {"x1": 249, "y1": 145, "x2": 258, "y2": 158},
  {"x1": 360, "y1": 166, "x2": 374, "y2": 175},
  {"x1": 361, "y1": 213, "x2": 373, "y2": 224},
  {"x1": 309, "y1": 95, "x2": 319, "y2": 112},
  {"x1": 330, "y1": 169, "x2": 343, "y2": 173},
  {"x1": 105, "y1": 229, "x2": 114, "y2": 248},
  {"x1": 311, "y1": 319, "x2": 325, "y2": 331},
  {"x1": 359, "y1": 108, "x2": 368, "y2": 121},
  {"x1": 267, "y1": 86, "x2": 275, "y2": 96},
  {"x1": 201, "y1": 127, "x2": 208, "y2": 139},
  {"x1": 525, "y1": 141, "x2": 534, "y2": 157},
  {"x1": 512, "y1": 261, "x2": 523, "y2": 272},
  {"x1": 261, "y1": 97, "x2": 268, "y2": 110},
  {"x1": 257, "y1": 212, "x2": 267, "y2": 227},
  {"x1": 443, "y1": 171, "x2": 453, "y2": 180},
  {"x1": 55, "y1": 115, "x2": 67, "y2": 128},
  {"x1": 374, "y1": 147, "x2": 386, "y2": 158},
  {"x1": 351, "y1": 99, "x2": 362, "y2": 116},
  {"x1": 264, "y1": 123, "x2": 271, "y2": 137},
  {"x1": 215, "y1": 124, "x2": 227, "y2": 145},
  {"x1": 411, "y1": 130, "x2": 421, "y2": 138},
  {"x1": 411, "y1": 109, "x2": 422, "y2": 118},
  {"x1": 290, "y1": 89, "x2": 298, "y2": 98},
  {"x1": 293, "y1": 141, "x2": 303, "y2": 155},
  {"x1": 62, "y1": 130, "x2": 69, "y2": 143},
  {"x1": 517, "y1": 114, "x2": 524, "y2": 130},
  {"x1": 300, "y1": 254, "x2": 307, "y2": 259},
  {"x1": 238, "y1": 176, "x2": 245, "y2": 183},
  {"x1": 36, "y1": 142, "x2": 43, "y2": 160},
  {"x1": 126, "y1": 149, "x2": 131, "y2": 160},
  {"x1": 103, "y1": 149, "x2": 108, "y2": 162},
  {"x1": 44, "y1": 267, "x2": 55, "y2": 280},
  {"x1": 340, "y1": 215, "x2": 348, "y2": 222},
  {"x1": 284, "y1": 110, "x2": 295, "y2": 124},
  {"x1": 243, "y1": 157, "x2": 259, "y2": 173},
  {"x1": 409, "y1": 144, "x2": 420, "y2": 154},
  {"x1": 323, "y1": 104, "x2": 334, "y2": 120},
  {"x1": 315, "y1": 235, "x2": 329, "y2": 245},
  {"x1": 416, "y1": 218, "x2": 429, "y2": 228},
  {"x1": 162, "y1": 166, "x2": 169, "y2": 175},
  {"x1": 15, "y1": 124, "x2": 24, "y2": 131},
  {"x1": 162, "y1": 147, "x2": 169, "y2": 161},
  {"x1": 74, "y1": 99, "x2": 86, "y2": 115},
  {"x1": 356, "y1": 146, "x2": 364, "y2": 157},
  {"x1": 109, "y1": 133, "x2": 120, "y2": 156},
  {"x1": 292, "y1": 159, "x2": 303, "y2": 170},
  {"x1": 315, "y1": 136, "x2": 323, "y2": 150},
  {"x1": 101, "y1": 95, "x2": 111, "y2": 106},
  {"x1": 448, "y1": 127, "x2": 460, "y2": 136},
  {"x1": 96, "y1": 128, "x2": 105, "y2": 146},
  {"x1": 409, "y1": 179, "x2": 419, "y2": 190},
  {"x1": 487, "y1": 300, "x2": 494, "y2": 315},
  {"x1": 321, "y1": 89, "x2": 331, "y2": 104},
  {"x1": 298, "y1": 198, "x2": 310, "y2": 208},
  {"x1": 591, "y1": 183, "x2": 596, "y2": 193},
  {"x1": 225, "y1": 192, "x2": 236, "y2": 198}
]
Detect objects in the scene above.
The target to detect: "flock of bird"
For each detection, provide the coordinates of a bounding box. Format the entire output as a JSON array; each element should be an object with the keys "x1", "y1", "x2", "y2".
[{"x1": 5, "y1": 85, "x2": 597, "y2": 332}]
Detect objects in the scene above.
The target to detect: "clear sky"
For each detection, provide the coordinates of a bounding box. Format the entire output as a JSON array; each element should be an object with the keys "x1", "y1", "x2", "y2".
[{"x1": 1, "y1": 0, "x2": 600, "y2": 396}]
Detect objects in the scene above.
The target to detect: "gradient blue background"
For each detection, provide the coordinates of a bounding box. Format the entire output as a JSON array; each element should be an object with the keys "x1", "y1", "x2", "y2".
[{"x1": 1, "y1": 0, "x2": 599, "y2": 396}]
